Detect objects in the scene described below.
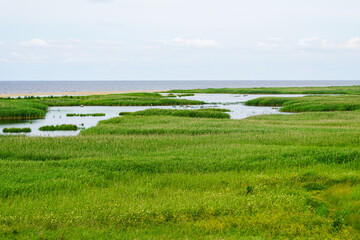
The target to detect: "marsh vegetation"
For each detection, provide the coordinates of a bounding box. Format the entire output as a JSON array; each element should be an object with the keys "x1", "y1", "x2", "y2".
[
  {"x1": 2, "y1": 127, "x2": 31, "y2": 133},
  {"x1": 66, "y1": 113, "x2": 106, "y2": 117},
  {"x1": 0, "y1": 93, "x2": 203, "y2": 120},
  {"x1": 119, "y1": 108, "x2": 231, "y2": 119},
  {"x1": 39, "y1": 124, "x2": 78, "y2": 131},
  {"x1": 168, "y1": 85, "x2": 360, "y2": 95},
  {"x1": 1, "y1": 86, "x2": 360, "y2": 239}
]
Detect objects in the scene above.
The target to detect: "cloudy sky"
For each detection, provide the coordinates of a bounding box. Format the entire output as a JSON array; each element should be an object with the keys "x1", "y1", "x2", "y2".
[{"x1": 0, "y1": 0, "x2": 359, "y2": 80}]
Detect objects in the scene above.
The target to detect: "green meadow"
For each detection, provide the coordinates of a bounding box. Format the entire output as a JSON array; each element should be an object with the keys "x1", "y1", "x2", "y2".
[{"x1": 1, "y1": 86, "x2": 360, "y2": 239}]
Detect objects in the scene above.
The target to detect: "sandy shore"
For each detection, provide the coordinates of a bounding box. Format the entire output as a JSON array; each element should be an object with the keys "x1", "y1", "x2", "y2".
[{"x1": 0, "y1": 90, "x2": 166, "y2": 98}]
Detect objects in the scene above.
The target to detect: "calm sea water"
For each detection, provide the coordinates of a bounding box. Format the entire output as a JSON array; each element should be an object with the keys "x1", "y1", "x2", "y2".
[{"x1": 1, "y1": 80, "x2": 360, "y2": 94}]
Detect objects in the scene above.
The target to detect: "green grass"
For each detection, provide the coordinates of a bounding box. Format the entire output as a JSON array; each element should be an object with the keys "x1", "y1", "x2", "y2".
[
  {"x1": 0, "y1": 93, "x2": 203, "y2": 120},
  {"x1": 66, "y1": 113, "x2": 106, "y2": 117},
  {"x1": 39, "y1": 124, "x2": 78, "y2": 131},
  {"x1": 2, "y1": 128, "x2": 31, "y2": 133},
  {"x1": 168, "y1": 85, "x2": 360, "y2": 94},
  {"x1": 0, "y1": 100, "x2": 48, "y2": 120},
  {"x1": 245, "y1": 95, "x2": 360, "y2": 112},
  {"x1": 119, "y1": 108, "x2": 230, "y2": 119},
  {"x1": 1, "y1": 107, "x2": 360, "y2": 238}
]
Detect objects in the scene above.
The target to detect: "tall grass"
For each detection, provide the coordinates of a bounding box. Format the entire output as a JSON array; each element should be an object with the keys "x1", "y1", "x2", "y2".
[
  {"x1": 0, "y1": 100, "x2": 47, "y2": 120},
  {"x1": 1, "y1": 111, "x2": 360, "y2": 238},
  {"x1": 1, "y1": 91, "x2": 360, "y2": 238}
]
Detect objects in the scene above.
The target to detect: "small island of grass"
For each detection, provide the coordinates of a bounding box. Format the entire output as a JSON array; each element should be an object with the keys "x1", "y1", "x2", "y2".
[
  {"x1": 39, "y1": 124, "x2": 78, "y2": 131},
  {"x1": 66, "y1": 113, "x2": 106, "y2": 117},
  {"x1": 3, "y1": 127, "x2": 31, "y2": 133}
]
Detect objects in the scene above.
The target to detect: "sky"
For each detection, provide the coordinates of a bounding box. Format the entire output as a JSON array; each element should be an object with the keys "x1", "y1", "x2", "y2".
[{"x1": 0, "y1": 0, "x2": 359, "y2": 80}]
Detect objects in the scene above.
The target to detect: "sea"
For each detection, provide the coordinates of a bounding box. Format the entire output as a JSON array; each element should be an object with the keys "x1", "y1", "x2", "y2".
[{"x1": 1, "y1": 80, "x2": 360, "y2": 95}]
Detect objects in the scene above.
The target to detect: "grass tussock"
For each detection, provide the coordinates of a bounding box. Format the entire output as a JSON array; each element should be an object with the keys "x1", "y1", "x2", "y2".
[
  {"x1": 3, "y1": 128, "x2": 31, "y2": 133},
  {"x1": 119, "y1": 108, "x2": 230, "y2": 119},
  {"x1": 39, "y1": 124, "x2": 78, "y2": 131}
]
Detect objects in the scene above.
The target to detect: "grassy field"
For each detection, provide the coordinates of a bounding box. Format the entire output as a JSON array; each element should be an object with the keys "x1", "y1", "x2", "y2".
[
  {"x1": 1, "y1": 103, "x2": 360, "y2": 238},
  {"x1": 168, "y1": 85, "x2": 360, "y2": 94},
  {"x1": 0, "y1": 93, "x2": 203, "y2": 120}
]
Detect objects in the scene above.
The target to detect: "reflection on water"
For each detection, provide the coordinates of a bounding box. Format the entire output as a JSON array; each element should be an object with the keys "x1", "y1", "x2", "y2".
[{"x1": 0, "y1": 94, "x2": 304, "y2": 137}]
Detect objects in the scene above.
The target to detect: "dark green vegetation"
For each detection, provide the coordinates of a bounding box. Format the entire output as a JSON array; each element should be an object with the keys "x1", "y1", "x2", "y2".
[
  {"x1": 0, "y1": 93, "x2": 203, "y2": 120},
  {"x1": 2, "y1": 127, "x2": 31, "y2": 133},
  {"x1": 119, "y1": 108, "x2": 230, "y2": 119},
  {"x1": 67, "y1": 113, "x2": 106, "y2": 117},
  {"x1": 1, "y1": 105, "x2": 360, "y2": 239},
  {"x1": 168, "y1": 85, "x2": 360, "y2": 94},
  {"x1": 245, "y1": 95, "x2": 360, "y2": 112},
  {"x1": 39, "y1": 124, "x2": 78, "y2": 131}
]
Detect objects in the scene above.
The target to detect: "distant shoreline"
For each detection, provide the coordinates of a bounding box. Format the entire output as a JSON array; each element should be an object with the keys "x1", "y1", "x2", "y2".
[{"x1": 0, "y1": 90, "x2": 166, "y2": 98}]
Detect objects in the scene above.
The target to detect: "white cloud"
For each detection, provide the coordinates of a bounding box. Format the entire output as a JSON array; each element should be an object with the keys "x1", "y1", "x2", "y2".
[
  {"x1": 21, "y1": 39, "x2": 49, "y2": 47},
  {"x1": 0, "y1": 41, "x2": 5, "y2": 46},
  {"x1": 298, "y1": 37, "x2": 320, "y2": 47},
  {"x1": 161, "y1": 37, "x2": 219, "y2": 48},
  {"x1": 268, "y1": 37, "x2": 285, "y2": 42},
  {"x1": 10, "y1": 52, "x2": 49, "y2": 62},
  {"x1": 341, "y1": 37, "x2": 360, "y2": 49},
  {"x1": 257, "y1": 42, "x2": 278, "y2": 48},
  {"x1": 299, "y1": 37, "x2": 360, "y2": 50}
]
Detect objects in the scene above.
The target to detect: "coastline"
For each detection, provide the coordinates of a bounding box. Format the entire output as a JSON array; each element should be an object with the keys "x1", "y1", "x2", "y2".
[{"x1": 0, "y1": 90, "x2": 166, "y2": 98}]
